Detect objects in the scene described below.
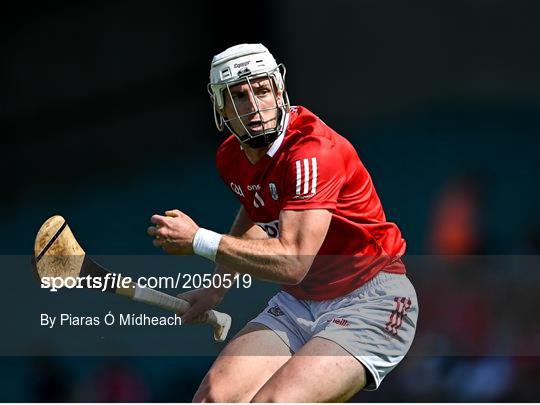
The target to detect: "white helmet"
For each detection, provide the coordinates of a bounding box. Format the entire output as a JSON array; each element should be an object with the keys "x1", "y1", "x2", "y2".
[{"x1": 208, "y1": 43, "x2": 290, "y2": 147}]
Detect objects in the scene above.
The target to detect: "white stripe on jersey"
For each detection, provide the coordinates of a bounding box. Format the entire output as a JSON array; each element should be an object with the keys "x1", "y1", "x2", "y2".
[
  {"x1": 311, "y1": 157, "x2": 317, "y2": 194},
  {"x1": 295, "y1": 160, "x2": 301, "y2": 196},
  {"x1": 294, "y1": 158, "x2": 318, "y2": 197},
  {"x1": 303, "y1": 158, "x2": 310, "y2": 195}
]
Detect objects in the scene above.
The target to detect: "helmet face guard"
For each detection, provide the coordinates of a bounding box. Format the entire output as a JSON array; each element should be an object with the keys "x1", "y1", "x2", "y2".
[{"x1": 208, "y1": 44, "x2": 290, "y2": 147}]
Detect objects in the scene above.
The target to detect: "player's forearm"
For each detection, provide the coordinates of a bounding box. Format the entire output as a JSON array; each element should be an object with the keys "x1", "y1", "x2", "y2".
[
  {"x1": 211, "y1": 207, "x2": 267, "y2": 293},
  {"x1": 212, "y1": 229, "x2": 268, "y2": 293},
  {"x1": 215, "y1": 236, "x2": 310, "y2": 285}
]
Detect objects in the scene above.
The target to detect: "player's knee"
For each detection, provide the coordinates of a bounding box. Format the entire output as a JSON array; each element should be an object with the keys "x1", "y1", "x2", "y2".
[
  {"x1": 192, "y1": 384, "x2": 222, "y2": 403},
  {"x1": 194, "y1": 388, "x2": 246, "y2": 403},
  {"x1": 250, "y1": 393, "x2": 281, "y2": 403},
  {"x1": 192, "y1": 382, "x2": 223, "y2": 403},
  {"x1": 192, "y1": 372, "x2": 244, "y2": 403},
  {"x1": 192, "y1": 388, "x2": 219, "y2": 403},
  {"x1": 250, "y1": 388, "x2": 285, "y2": 403}
]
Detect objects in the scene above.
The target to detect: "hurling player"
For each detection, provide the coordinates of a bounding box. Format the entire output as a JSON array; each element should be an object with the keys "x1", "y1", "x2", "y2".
[{"x1": 147, "y1": 43, "x2": 418, "y2": 402}]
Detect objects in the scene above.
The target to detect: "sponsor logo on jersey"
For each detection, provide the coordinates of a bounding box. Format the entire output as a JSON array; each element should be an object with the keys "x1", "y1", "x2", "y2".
[
  {"x1": 267, "y1": 305, "x2": 284, "y2": 317},
  {"x1": 230, "y1": 182, "x2": 245, "y2": 197},
  {"x1": 327, "y1": 317, "x2": 350, "y2": 327},
  {"x1": 247, "y1": 184, "x2": 261, "y2": 191},
  {"x1": 269, "y1": 183, "x2": 279, "y2": 200},
  {"x1": 293, "y1": 157, "x2": 317, "y2": 199}
]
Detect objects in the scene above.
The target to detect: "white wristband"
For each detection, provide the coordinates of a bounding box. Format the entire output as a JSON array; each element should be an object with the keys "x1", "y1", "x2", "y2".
[{"x1": 192, "y1": 228, "x2": 223, "y2": 262}]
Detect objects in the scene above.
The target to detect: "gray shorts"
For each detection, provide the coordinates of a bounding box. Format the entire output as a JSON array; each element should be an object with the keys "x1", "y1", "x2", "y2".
[{"x1": 250, "y1": 271, "x2": 418, "y2": 390}]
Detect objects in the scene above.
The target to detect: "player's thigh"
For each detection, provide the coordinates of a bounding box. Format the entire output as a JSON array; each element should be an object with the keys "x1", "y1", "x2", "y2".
[
  {"x1": 251, "y1": 336, "x2": 366, "y2": 403},
  {"x1": 193, "y1": 322, "x2": 292, "y2": 403}
]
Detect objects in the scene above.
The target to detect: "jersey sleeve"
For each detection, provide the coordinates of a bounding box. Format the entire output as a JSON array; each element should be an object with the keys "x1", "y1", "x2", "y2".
[{"x1": 281, "y1": 138, "x2": 345, "y2": 211}]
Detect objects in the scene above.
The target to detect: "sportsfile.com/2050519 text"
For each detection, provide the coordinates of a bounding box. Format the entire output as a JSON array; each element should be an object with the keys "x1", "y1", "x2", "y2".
[{"x1": 40, "y1": 273, "x2": 252, "y2": 292}]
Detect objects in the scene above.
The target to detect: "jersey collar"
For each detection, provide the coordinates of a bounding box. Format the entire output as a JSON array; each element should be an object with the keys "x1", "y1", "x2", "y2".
[{"x1": 266, "y1": 110, "x2": 290, "y2": 157}]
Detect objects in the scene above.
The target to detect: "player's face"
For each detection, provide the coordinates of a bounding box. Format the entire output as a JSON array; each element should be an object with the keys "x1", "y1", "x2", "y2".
[{"x1": 222, "y1": 77, "x2": 283, "y2": 138}]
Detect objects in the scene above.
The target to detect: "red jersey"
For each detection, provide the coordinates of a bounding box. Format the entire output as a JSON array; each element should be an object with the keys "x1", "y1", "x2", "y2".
[{"x1": 216, "y1": 106, "x2": 406, "y2": 300}]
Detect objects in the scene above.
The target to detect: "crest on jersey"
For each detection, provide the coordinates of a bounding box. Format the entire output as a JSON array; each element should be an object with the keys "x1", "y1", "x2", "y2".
[{"x1": 269, "y1": 183, "x2": 279, "y2": 200}]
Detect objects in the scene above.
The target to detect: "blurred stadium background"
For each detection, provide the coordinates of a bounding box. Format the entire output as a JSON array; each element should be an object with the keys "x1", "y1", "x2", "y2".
[{"x1": 2, "y1": 0, "x2": 539, "y2": 402}]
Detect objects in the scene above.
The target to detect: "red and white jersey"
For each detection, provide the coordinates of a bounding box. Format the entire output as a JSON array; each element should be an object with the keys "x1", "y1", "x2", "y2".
[{"x1": 216, "y1": 106, "x2": 406, "y2": 300}]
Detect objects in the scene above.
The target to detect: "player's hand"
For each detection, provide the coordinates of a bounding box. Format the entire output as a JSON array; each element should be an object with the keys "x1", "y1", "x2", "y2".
[
  {"x1": 147, "y1": 209, "x2": 199, "y2": 255},
  {"x1": 177, "y1": 287, "x2": 226, "y2": 324}
]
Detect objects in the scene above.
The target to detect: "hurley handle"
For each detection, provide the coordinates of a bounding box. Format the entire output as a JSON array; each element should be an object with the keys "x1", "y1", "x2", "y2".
[{"x1": 131, "y1": 285, "x2": 232, "y2": 342}]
